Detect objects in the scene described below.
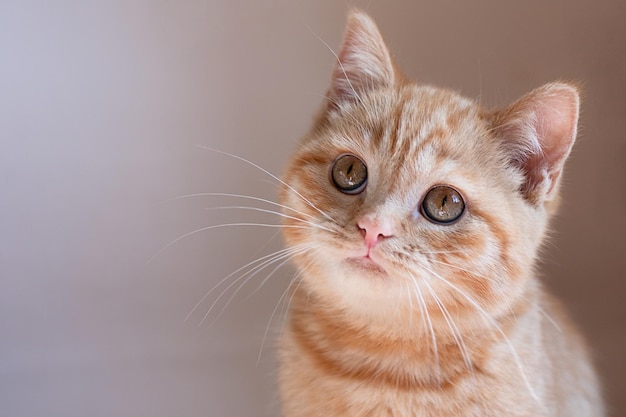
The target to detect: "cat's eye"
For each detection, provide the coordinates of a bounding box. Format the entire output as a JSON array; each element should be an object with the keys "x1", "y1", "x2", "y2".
[
  {"x1": 422, "y1": 186, "x2": 465, "y2": 224},
  {"x1": 330, "y1": 154, "x2": 368, "y2": 194}
]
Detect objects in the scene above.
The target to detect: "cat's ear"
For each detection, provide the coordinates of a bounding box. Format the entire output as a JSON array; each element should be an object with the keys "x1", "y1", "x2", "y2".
[
  {"x1": 327, "y1": 10, "x2": 396, "y2": 106},
  {"x1": 491, "y1": 82, "x2": 580, "y2": 205}
]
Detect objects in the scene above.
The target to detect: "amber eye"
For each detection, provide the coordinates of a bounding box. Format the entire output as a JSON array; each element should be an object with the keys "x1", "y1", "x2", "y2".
[
  {"x1": 330, "y1": 154, "x2": 367, "y2": 194},
  {"x1": 422, "y1": 186, "x2": 465, "y2": 224}
]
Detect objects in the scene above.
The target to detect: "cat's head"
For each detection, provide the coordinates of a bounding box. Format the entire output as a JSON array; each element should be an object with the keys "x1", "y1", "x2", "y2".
[{"x1": 280, "y1": 10, "x2": 579, "y2": 327}]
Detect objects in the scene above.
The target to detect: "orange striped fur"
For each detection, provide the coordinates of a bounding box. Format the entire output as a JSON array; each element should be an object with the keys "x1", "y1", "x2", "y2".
[{"x1": 278, "y1": 10, "x2": 603, "y2": 417}]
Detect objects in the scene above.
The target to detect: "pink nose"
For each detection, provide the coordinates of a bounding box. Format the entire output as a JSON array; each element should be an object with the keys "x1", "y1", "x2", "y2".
[{"x1": 357, "y1": 217, "x2": 394, "y2": 249}]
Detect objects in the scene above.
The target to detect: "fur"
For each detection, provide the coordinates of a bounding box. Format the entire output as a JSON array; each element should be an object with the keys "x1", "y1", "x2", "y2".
[{"x1": 277, "y1": 10, "x2": 603, "y2": 417}]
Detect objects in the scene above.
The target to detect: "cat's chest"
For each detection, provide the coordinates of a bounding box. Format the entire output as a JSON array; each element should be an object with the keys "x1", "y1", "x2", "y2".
[
  {"x1": 281, "y1": 364, "x2": 546, "y2": 417},
  {"x1": 279, "y1": 315, "x2": 550, "y2": 417}
]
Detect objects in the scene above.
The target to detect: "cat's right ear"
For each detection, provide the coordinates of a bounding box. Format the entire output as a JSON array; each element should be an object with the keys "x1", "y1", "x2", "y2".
[
  {"x1": 327, "y1": 10, "x2": 397, "y2": 108},
  {"x1": 490, "y1": 82, "x2": 581, "y2": 206}
]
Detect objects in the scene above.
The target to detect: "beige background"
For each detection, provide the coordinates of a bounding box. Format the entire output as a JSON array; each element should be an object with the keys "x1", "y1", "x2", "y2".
[{"x1": 1, "y1": 1, "x2": 624, "y2": 416}]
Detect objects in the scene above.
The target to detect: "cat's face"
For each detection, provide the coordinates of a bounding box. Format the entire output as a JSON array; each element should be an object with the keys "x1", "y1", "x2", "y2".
[
  {"x1": 281, "y1": 85, "x2": 539, "y2": 324},
  {"x1": 279, "y1": 11, "x2": 578, "y2": 328}
]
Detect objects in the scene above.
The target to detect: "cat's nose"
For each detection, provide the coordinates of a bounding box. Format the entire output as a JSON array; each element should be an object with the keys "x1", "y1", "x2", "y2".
[{"x1": 357, "y1": 217, "x2": 394, "y2": 249}]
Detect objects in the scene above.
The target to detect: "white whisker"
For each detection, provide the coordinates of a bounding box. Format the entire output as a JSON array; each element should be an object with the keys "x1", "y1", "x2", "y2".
[
  {"x1": 422, "y1": 264, "x2": 540, "y2": 403},
  {"x1": 257, "y1": 266, "x2": 308, "y2": 366},
  {"x1": 149, "y1": 223, "x2": 313, "y2": 265},
  {"x1": 280, "y1": 261, "x2": 314, "y2": 333},
  {"x1": 422, "y1": 279, "x2": 474, "y2": 375},
  {"x1": 196, "y1": 146, "x2": 338, "y2": 225},
  {"x1": 408, "y1": 274, "x2": 440, "y2": 375},
  {"x1": 418, "y1": 249, "x2": 473, "y2": 255},
  {"x1": 184, "y1": 244, "x2": 310, "y2": 322},
  {"x1": 198, "y1": 244, "x2": 313, "y2": 326},
  {"x1": 256, "y1": 278, "x2": 296, "y2": 366},
  {"x1": 539, "y1": 307, "x2": 562, "y2": 333},
  {"x1": 204, "y1": 205, "x2": 336, "y2": 233},
  {"x1": 217, "y1": 245, "x2": 309, "y2": 319},
  {"x1": 403, "y1": 282, "x2": 414, "y2": 329},
  {"x1": 170, "y1": 192, "x2": 320, "y2": 222},
  {"x1": 428, "y1": 258, "x2": 499, "y2": 283}
]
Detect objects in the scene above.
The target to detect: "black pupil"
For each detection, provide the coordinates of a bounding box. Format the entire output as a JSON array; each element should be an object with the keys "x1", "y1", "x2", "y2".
[
  {"x1": 331, "y1": 154, "x2": 367, "y2": 194},
  {"x1": 422, "y1": 186, "x2": 465, "y2": 224}
]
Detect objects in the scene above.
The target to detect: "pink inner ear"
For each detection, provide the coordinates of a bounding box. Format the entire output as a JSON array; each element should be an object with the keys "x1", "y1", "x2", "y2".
[
  {"x1": 494, "y1": 83, "x2": 580, "y2": 203},
  {"x1": 532, "y1": 90, "x2": 580, "y2": 168}
]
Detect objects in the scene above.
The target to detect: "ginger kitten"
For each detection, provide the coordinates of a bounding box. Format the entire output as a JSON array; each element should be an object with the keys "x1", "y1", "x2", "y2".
[{"x1": 277, "y1": 10, "x2": 603, "y2": 417}]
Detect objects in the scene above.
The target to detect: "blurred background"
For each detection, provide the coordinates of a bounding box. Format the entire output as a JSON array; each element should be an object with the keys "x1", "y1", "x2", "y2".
[{"x1": 1, "y1": 1, "x2": 624, "y2": 416}]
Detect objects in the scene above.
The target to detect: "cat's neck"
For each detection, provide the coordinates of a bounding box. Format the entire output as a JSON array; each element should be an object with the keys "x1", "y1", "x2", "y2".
[{"x1": 287, "y1": 281, "x2": 540, "y2": 386}]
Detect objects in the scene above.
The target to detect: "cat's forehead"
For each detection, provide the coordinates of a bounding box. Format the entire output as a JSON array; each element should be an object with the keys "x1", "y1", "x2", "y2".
[
  {"x1": 325, "y1": 85, "x2": 487, "y2": 169},
  {"x1": 309, "y1": 85, "x2": 497, "y2": 203},
  {"x1": 368, "y1": 85, "x2": 478, "y2": 143}
]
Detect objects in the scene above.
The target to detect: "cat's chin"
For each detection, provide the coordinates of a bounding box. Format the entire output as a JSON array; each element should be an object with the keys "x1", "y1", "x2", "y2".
[{"x1": 344, "y1": 256, "x2": 389, "y2": 278}]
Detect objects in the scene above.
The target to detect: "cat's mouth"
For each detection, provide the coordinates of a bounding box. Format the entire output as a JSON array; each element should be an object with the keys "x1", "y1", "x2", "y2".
[{"x1": 345, "y1": 256, "x2": 388, "y2": 277}]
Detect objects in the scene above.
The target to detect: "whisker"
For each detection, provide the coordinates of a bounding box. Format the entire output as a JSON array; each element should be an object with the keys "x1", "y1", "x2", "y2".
[
  {"x1": 403, "y1": 282, "x2": 414, "y2": 329},
  {"x1": 418, "y1": 249, "x2": 473, "y2": 255},
  {"x1": 408, "y1": 275, "x2": 440, "y2": 375},
  {"x1": 256, "y1": 278, "x2": 296, "y2": 366},
  {"x1": 196, "y1": 146, "x2": 338, "y2": 225},
  {"x1": 430, "y1": 257, "x2": 537, "y2": 338},
  {"x1": 149, "y1": 222, "x2": 314, "y2": 265},
  {"x1": 216, "y1": 245, "x2": 310, "y2": 320},
  {"x1": 204, "y1": 205, "x2": 336, "y2": 233},
  {"x1": 198, "y1": 244, "x2": 313, "y2": 326},
  {"x1": 279, "y1": 260, "x2": 314, "y2": 333},
  {"x1": 184, "y1": 244, "x2": 310, "y2": 322},
  {"x1": 243, "y1": 247, "x2": 313, "y2": 304},
  {"x1": 256, "y1": 267, "x2": 308, "y2": 366},
  {"x1": 538, "y1": 307, "x2": 562, "y2": 333},
  {"x1": 248, "y1": 229, "x2": 281, "y2": 262},
  {"x1": 427, "y1": 258, "x2": 499, "y2": 283},
  {"x1": 422, "y1": 279, "x2": 474, "y2": 375},
  {"x1": 421, "y1": 264, "x2": 540, "y2": 402},
  {"x1": 169, "y1": 192, "x2": 320, "y2": 222}
]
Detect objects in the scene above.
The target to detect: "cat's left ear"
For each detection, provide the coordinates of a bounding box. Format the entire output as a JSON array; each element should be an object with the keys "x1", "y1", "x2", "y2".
[
  {"x1": 490, "y1": 82, "x2": 581, "y2": 206},
  {"x1": 327, "y1": 10, "x2": 397, "y2": 107}
]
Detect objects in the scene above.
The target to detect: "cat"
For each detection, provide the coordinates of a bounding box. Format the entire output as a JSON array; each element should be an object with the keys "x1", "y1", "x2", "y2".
[{"x1": 276, "y1": 10, "x2": 604, "y2": 417}]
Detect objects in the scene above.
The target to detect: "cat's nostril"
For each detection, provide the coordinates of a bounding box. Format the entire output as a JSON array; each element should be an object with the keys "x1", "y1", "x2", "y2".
[{"x1": 357, "y1": 218, "x2": 394, "y2": 249}]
